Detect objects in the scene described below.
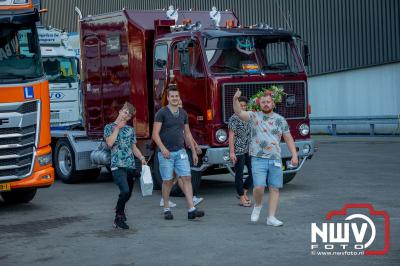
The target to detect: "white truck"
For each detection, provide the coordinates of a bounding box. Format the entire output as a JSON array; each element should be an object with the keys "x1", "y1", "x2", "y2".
[{"x1": 38, "y1": 27, "x2": 103, "y2": 183}]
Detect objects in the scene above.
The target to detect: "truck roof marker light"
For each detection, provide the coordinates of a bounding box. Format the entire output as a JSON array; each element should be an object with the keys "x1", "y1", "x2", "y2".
[
  {"x1": 225, "y1": 19, "x2": 235, "y2": 28},
  {"x1": 256, "y1": 23, "x2": 273, "y2": 30},
  {"x1": 182, "y1": 18, "x2": 192, "y2": 25},
  {"x1": 207, "y1": 109, "x2": 213, "y2": 121}
]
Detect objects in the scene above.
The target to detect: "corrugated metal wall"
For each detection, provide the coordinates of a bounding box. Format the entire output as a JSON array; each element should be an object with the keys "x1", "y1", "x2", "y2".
[{"x1": 41, "y1": 0, "x2": 400, "y2": 76}]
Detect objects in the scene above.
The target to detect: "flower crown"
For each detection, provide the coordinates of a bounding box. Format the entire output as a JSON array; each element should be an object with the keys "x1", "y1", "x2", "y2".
[{"x1": 248, "y1": 85, "x2": 286, "y2": 111}]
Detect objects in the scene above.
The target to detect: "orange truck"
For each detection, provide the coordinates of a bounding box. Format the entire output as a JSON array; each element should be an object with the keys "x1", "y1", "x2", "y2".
[{"x1": 0, "y1": 0, "x2": 54, "y2": 203}]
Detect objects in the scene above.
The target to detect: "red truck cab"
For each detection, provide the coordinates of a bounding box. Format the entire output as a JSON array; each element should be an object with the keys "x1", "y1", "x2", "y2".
[{"x1": 80, "y1": 9, "x2": 314, "y2": 193}]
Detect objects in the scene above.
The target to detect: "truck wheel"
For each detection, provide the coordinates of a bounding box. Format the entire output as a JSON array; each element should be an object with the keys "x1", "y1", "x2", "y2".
[
  {"x1": 54, "y1": 139, "x2": 80, "y2": 183},
  {"x1": 1, "y1": 189, "x2": 37, "y2": 204},
  {"x1": 283, "y1": 173, "x2": 297, "y2": 184}
]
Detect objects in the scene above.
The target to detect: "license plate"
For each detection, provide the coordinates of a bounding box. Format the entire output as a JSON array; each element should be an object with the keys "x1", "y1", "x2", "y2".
[{"x1": 0, "y1": 183, "x2": 11, "y2": 192}]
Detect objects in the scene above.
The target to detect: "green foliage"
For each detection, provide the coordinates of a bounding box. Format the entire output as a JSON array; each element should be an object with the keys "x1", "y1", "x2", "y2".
[{"x1": 248, "y1": 85, "x2": 286, "y2": 111}]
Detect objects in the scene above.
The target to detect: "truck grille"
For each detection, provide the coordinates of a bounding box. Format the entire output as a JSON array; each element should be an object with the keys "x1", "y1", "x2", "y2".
[
  {"x1": 222, "y1": 82, "x2": 306, "y2": 123},
  {"x1": 0, "y1": 100, "x2": 38, "y2": 181},
  {"x1": 0, "y1": 166, "x2": 31, "y2": 180}
]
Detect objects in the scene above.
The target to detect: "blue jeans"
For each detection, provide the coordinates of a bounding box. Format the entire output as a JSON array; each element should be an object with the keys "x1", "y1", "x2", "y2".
[
  {"x1": 157, "y1": 149, "x2": 191, "y2": 180},
  {"x1": 112, "y1": 167, "x2": 135, "y2": 214},
  {"x1": 251, "y1": 157, "x2": 283, "y2": 188}
]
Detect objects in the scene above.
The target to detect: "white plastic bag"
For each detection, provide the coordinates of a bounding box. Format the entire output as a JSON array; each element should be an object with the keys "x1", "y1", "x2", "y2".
[{"x1": 140, "y1": 165, "x2": 153, "y2": 196}]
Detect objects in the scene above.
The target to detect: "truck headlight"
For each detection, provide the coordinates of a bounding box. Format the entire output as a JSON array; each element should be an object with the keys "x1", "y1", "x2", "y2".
[
  {"x1": 13, "y1": 0, "x2": 29, "y2": 4},
  {"x1": 299, "y1": 123, "x2": 310, "y2": 136},
  {"x1": 38, "y1": 153, "x2": 52, "y2": 166},
  {"x1": 215, "y1": 129, "x2": 227, "y2": 143}
]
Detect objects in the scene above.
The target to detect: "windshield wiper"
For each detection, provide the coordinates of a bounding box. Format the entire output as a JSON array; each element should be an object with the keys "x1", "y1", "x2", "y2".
[
  {"x1": 0, "y1": 73, "x2": 27, "y2": 79},
  {"x1": 210, "y1": 65, "x2": 246, "y2": 73},
  {"x1": 262, "y1": 62, "x2": 289, "y2": 71}
]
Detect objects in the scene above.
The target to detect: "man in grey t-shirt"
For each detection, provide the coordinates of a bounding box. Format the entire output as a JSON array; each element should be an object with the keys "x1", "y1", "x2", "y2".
[{"x1": 152, "y1": 85, "x2": 204, "y2": 221}]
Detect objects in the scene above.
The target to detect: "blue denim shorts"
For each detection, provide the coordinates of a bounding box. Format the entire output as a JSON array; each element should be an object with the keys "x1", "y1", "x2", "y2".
[
  {"x1": 157, "y1": 149, "x2": 191, "y2": 180},
  {"x1": 251, "y1": 157, "x2": 283, "y2": 188}
]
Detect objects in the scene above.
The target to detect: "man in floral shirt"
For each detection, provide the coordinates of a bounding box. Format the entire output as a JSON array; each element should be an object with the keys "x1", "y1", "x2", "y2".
[
  {"x1": 233, "y1": 89, "x2": 298, "y2": 226},
  {"x1": 104, "y1": 102, "x2": 146, "y2": 229}
]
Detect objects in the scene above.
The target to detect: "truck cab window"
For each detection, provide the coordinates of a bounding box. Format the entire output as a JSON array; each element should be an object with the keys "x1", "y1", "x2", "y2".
[
  {"x1": 43, "y1": 57, "x2": 78, "y2": 83},
  {"x1": 106, "y1": 34, "x2": 120, "y2": 52},
  {"x1": 172, "y1": 40, "x2": 204, "y2": 76},
  {"x1": 154, "y1": 43, "x2": 167, "y2": 69},
  {"x1": 0, "y1": 23, "x2": 43, "y2": 82},
  {"x1": 263, "y1": 41, "x2": 300, "y2": 73}
]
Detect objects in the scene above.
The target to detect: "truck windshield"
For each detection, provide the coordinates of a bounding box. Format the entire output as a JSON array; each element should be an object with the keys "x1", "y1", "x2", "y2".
[
  {"x1": 204, "y1": 36, "x2": 303, "y2": 75},
  {"x1": 0, "y1": 23, "x2": 43, "y2": 82},
  {"x1": 43, "y1": 57, "x2": 78, "y2": 83}
]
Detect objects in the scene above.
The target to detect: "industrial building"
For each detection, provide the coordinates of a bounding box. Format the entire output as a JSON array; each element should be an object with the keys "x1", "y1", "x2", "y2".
[{"x1": 40, "y1": 0, "x2": 400, "y2": 134}]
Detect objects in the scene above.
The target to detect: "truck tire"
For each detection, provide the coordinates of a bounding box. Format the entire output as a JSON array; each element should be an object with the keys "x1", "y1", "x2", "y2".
[
  {"x1": 1, "y1": 189, "x2": 37, "y2": 204},
  {"x1": 54, "y1": 139, "x2": 80, "y2": 183},
  {"x1": 152, "y1": 150, "x2": 202, "y2": 197},
  {"x1": 283, "y1": 173, "x2": 297, "y2": 184}
]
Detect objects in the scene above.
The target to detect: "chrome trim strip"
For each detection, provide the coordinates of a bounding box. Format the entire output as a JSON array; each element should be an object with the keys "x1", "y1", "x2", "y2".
[
  {"x1": 0, "y1": 142, "x2": 36, "y2": 149},
  {"x1": 35, "y1": 100, "x2": 41, "y2": 147},
  {"x1": 0, "y1": 152, "x2": 33, "y2": 159},
  {"x1": 0, "y1": 163, "x2": 32, "y2": 170},
  {"x1": 0, "y1": 131, "x2": 36, "y2": 139}
]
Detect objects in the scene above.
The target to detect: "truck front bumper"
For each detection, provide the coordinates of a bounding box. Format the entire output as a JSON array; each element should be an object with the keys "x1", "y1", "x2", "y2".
[
  {"x1": 192, "y1": 139, "x2": 315, "y2": 174},
  {"x1": 8, "y1": 167, "x2": 54, "y2": 190}
]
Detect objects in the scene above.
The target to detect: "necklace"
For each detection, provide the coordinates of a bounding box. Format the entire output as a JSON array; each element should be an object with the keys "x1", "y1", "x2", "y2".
[{"x1": 168, "y1": 105, "x2": 179, "y2": 118}]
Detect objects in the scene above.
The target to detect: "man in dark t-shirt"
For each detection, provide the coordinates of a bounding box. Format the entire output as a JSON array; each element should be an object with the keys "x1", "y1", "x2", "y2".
[{"x1": 152, "y1": 85, "x2": 205, "y2": 220}]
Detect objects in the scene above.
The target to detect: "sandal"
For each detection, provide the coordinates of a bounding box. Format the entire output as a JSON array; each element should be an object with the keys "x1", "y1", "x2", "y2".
[{"x1": 239, "y1": 201, "x2": 252, "y2": 207}]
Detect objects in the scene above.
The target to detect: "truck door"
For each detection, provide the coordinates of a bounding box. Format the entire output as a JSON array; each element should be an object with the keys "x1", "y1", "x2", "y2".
[
  {"x1": 153, "y1": 42, "x2": 168, "y2": 112},
  {"x1": 82, "y1": 35, "x2": 103, "y2": 134},
  {"x1": 170, "y1": 39, "x2": 208, "y2": 144}
]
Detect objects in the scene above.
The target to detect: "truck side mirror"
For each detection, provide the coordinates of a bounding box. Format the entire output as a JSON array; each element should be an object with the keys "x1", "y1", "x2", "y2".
[
  {"x1": 75, "y1": 58, "x2": 80, "y2": 75},
  {"x1": 155, "y1": 58, "x2": 167, "y2": 68},
  {"x1": 303, "y1": 44, "x2": 310, "y2": 66},
  {"x1": 178, "y1": 41, "x2": 191, "y2": 76}
]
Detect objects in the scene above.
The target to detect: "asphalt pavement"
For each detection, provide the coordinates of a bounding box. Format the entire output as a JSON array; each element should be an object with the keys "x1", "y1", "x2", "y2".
[{"x1": 0, "y1": 135, "x2": 399, "y2": 266}]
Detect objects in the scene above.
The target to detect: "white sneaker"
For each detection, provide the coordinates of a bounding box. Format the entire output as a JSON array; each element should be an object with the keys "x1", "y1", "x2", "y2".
[
  {"x1": 266, "y1": 216, "x2": 283, "y2": 227},
  {"x1": 251, "y1": 206, "x2": 262, "y2": 222},
  {"x1": 159, "y1": 198, "x2": 177, "y2": 208},
  {"x1": 192, "y1": 196, "x2": 204, "y2": 206}
]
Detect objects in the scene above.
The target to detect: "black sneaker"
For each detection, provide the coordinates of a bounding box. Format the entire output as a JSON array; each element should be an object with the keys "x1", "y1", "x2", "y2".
[
  {"x1": 114, "y1": 215, "x2": 129, "y2": 229},
  {"x1": 188, "y1": 209, "x2": 205, "y2": 220},
  {"x1": 164, "y1": 210, "x2": 174, "y2": 220},
  {"x1": 114, "y1": 208, "x2": 127, "y2": 221}
]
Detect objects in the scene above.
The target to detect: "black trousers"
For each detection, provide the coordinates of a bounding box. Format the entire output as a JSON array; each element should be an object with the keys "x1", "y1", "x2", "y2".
[
  {"x1": 234, "y1": 153, "x2": 253, "y2": 196},
  {"x1": 112, "y1": 168, "x2": 135, "y2": 215}
]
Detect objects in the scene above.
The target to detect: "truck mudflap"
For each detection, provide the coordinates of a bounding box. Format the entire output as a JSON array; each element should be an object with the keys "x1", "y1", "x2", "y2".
[{"x1": 192, "y1": 139, "x2": 315, "y2": 174}]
